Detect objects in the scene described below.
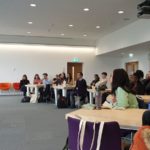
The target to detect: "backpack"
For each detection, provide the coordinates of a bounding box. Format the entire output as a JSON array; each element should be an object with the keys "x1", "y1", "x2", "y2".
[
  {"x1": 21, "y1": 96, "x2": 30, "y2": 103},
  {"x1": 57, "y1": 96, "x2": 68, "y2": 108}
]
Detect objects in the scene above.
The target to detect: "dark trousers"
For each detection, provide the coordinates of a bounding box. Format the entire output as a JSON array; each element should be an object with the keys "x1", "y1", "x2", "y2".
[
  {"x1": 70, "y1": 91, "x2": 86, "y2": 108},
  {"x1": 20, "y1": 86, "x2": 27, "y2": 96}
]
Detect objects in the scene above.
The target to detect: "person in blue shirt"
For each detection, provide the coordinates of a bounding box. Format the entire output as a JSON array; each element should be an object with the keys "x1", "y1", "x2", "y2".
[
  {"x1": 42, "y1": 73, "x2": 51, "y2": 86},
  {"x1": 38, "y1": 73, "x2": 51, "y2": 102}
]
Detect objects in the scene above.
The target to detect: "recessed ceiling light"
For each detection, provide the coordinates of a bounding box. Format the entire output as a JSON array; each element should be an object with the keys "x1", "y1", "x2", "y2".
[
  {"x1": 68, "y1": 24, "x2": 74, "y2": 27},
  {"x1": 96, "y1": 26, "x2": 100, "y2": 29},
  {"x1": 27, "y1": 32, "x2": 31, "y2": 34},
  {"x1": 30, "y1": 3, "x2": 36, "y2": 7},
  {"x1": 129, "y1": 53, "x2": 134, "y2": 58},
  {"x1": 83, "y1": 34, "x2": 87, "y2": 37},
  {"x1": 61, "y1": 33, "x2": 64, "y2": 36},
  {"x1": 83, "y1": 8, "x2": 90, "y2": 12},
  {"x1": 28, "y1": 21, "x2": 33, "y2": 24},
  {"x1": 118, "y1": 10, "x2": 124, "y2": 14}
]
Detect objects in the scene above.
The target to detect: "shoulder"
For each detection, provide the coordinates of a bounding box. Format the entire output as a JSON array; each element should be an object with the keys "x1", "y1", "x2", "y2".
[
  {"x1": 116, "y1": 87, "x2": 124, "y2": 92},
  {"x1": 142, "y1": 127, "x2": 150, "y2": 150}
]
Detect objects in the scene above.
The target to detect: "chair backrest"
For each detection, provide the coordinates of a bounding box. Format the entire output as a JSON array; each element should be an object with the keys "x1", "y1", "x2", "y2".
[
  {"x1": 13, "y1": 83, "x2": 20, "y2": 90},
  {"x1": 67, "y1": 117, "x2": 121, "y2": 150},
  {"x1": 0, "y1": 83, "x2": 11, "y2": 91}
]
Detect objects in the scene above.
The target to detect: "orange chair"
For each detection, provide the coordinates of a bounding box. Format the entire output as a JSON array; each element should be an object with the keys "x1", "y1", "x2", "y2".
[
  {"x1": 0, "y1": 83, "x2": 11, "y2": 91},
  {"x1": 13, "y1": 83, "x2": 20, "y2": 91}
]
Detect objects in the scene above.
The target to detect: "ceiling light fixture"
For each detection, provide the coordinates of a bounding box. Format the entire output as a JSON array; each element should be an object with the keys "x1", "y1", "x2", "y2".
[
  {"x1": 83, "y1": 8, "x2": 90, "y2": 12},
  {"x1": 28, "y1": 21, "x2": 33, "y2": 24},
  {"x1": 118, "y1": 10, "x2": 124, "y2": 14},
  {"x1": 30, "y1": 3, "x2": 36, "y2": 7},
  {"x1": 83, "y1": 34, "x2": 87, "y2": 37},
  {"x1": 27, "y1": 32, "x2": 31, "y2": 34},
  {"x1": 96, "y1": 26, "x2": 100, "y2": 29},
  {"x1": 68, "y1": 24, "x2": 74, "y2": 27},
  {"x1": 61, "y1": 33, "x2": 64, "y2": 36},
  {"x1": 129, "y1": 53, "x2": 134, "y2": 58}
]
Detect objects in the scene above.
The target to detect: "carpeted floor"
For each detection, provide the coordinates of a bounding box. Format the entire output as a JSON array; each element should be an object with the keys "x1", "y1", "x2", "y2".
[{"x1": 0, "y1": 96, "x2": 72, "y2": 150}]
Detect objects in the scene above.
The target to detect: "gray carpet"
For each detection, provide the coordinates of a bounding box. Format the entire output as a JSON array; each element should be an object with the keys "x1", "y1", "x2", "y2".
[{"x1": 0, "y1": 96, "x2": 72, "y2": 150}]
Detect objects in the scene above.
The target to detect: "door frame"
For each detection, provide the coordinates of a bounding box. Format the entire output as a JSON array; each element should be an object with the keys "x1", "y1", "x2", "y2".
[
  {"x1": 125, "y1": 61, "x2": 139, "y2": 74},
  {"x1": 67, "y1": 62, "x2": 83, "y2": 84}
]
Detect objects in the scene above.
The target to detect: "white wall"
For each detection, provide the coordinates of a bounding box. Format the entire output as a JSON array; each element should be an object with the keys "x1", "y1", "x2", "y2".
[
  {"x1": 96, "y1": 19, "x2": 150, "y2": 55},
  {"x1": 0, "y1": 44, "x2": 121, "y2": 84},
  {"x1": 121, "y1": 51, "x2": 150, "y2": 75}
]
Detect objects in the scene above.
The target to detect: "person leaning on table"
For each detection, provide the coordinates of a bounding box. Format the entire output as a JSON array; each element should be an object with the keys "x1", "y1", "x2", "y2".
[
  {"x1": 111, "y1": 69, "x2": 138, "y2": 109},
  {"x1": 130, "y1": 110, "x2": 150, "y2": 150}
]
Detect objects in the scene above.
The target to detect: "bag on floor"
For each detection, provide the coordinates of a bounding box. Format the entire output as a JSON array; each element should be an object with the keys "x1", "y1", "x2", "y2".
[
  {"x1": 57, "y1": 96, "x2": 68, "y2": 108},
  {"x1": 21, "y1": 96, "x2": 30, "y2": 103}
]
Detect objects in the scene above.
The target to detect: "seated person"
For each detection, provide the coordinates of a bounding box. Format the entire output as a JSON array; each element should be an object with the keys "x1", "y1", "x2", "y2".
[
  {"x1": 33, "y1": 74, "x2": 42, "y2": 84},
  {"x1": 39, "y1": 73, "x2": 51, "y2": 102},
  {"x1": 110, "y1": 69, "x2": 138, "y2": 109},
  {"x1": 90, "y1": 74, "x2": 100, "y2": 87},
  {"x1": 60, "y1": 72, "x2": 67, "y2": 85},
  {"x1": 130, "y1": 110, "x2": 150, "y2": 150},
  {"x1": 52, "y1": 74, "x2": 59, "y2": 85},
  {"x1": 70, "y1": 72, "x2": 87, "y2": 108},
  {"x1": 55, "y1": 74, "x2": 63, "y2": 85},
  {"x1": 66, "y1": 73, "x2": 73, "y2": 85},
  {"x1": 95, "y1": 72, "x2": 108, "y2": 90},
  {"x1": 130, "y1": 72, "x2": 145, "y2": 95},
  {"x1": 143, "y1": 71, "x2": 150, "y2": 94},
  {"x1": 136, "y1": 70, "x2": 144, "y2": 82},
  {"x1": 130, "y1": 72, "x2": 147, "y2": 108},
  {"x1": 42, "y1": 73, "x2": 51, "y2": 87},
  {"x1": 20, "y1": 74, "x2": 30, "y2": 96}
]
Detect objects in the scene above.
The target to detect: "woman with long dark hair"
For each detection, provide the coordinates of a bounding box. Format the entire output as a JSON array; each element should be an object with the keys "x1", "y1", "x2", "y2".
[
  {"x1": 66, "y1": 73, "x2": 72, "y2": 84},
  {"x1": 33, "y1": 74, "x2": 42, "y2": 84},
  {"x1": 111, "y1": 68, "x2": 138, "y2": 108},
  {"x1": 20, "y1": 74, "x2": 30, "y2": 96}
]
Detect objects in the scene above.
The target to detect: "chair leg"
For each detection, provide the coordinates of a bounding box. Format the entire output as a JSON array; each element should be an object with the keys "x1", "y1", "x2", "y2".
[{"x1": 62, "y1": 137, "x2": 68, "y2": 150}]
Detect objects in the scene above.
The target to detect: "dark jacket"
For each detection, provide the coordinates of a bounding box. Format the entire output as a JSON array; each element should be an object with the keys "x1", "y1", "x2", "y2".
[
  {"x1": 143, "y1": 79, "x2": 150, "y2": 94},
  {"x1": 20, "y1": 79, "x2": 30, "y2": 89},
  {"x1": 131, "y1": 81, "x2": 145, "y2": 95},
  {"x1": 75, "y1": 79, "x2": 87, "y2": 97}
]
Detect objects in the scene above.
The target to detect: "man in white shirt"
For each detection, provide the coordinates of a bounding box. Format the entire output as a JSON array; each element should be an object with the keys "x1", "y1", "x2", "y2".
[
  {"x1": 95, "y1": 72, "x2": 108, "y2": 109},
  {"x1": 95, "y1": 72, "x2": 108, "y2": 88}
]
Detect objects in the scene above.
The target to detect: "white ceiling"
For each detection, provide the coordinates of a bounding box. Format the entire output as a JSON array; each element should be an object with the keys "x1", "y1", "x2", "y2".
[{"x1": 0, "y1": 0, "x2": 142, "y2": 45}]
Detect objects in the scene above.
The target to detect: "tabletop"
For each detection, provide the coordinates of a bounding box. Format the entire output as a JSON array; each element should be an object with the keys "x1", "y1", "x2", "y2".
[{"x1": 66, "y1": 108, "x2": 146, "y2": 130}]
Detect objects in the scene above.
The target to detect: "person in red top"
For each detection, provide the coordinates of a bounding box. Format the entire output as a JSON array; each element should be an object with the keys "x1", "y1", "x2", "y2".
[
  {"x1": 130, "y1": 110, "x2": 150, "y2": 150},
  {"x1": 33, "y1": 74, "x2": 42, "y2": 84}
]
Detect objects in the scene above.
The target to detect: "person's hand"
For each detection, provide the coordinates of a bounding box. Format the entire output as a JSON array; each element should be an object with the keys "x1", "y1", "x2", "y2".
[{"x1": 112, "y1": 96, "x2": 116, "y2": 103}]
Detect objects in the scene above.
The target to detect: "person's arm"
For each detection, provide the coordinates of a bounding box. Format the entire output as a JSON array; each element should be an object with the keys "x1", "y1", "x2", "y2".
[
  {"x1": 96, "y1": 79, "x2": 107, "y2": 87},
  {"x1": 115, "y1": 87, "x2": 129, "y2": 108},
  {"x1": 84, "y1": 79, "x2": 87, "y2": 89}
]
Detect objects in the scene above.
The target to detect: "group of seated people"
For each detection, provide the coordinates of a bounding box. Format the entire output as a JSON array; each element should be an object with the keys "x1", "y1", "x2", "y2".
[
  {"x1": 19, "y1": 69, "x2": 150, "y2": 109},
  {"x1": 20, "y1": 73, "x2": 50, "y2": 97}
]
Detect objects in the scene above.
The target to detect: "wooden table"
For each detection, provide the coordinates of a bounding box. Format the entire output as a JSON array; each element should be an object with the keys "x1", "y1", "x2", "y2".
[
  {"x1": 66, "y1": 108, "x2": 146, "y2": 130},
  {"x1": 87, "y1": 88, "x2": 111, "y2": 104},
  {"x1": 53, "y1": 85, "x2": 75, "y2": 105},
  {"x1": 26, "y1": 84, "x2": 44, "y2": 103}
]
